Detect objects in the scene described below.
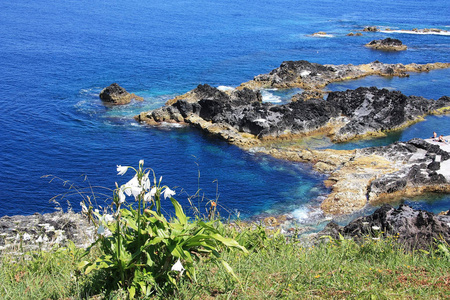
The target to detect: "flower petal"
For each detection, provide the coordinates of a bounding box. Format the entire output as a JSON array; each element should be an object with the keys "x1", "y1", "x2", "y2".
[
  {"x1": 143, "y1": 171, "x2": 151, "y2": 190},
  {"x1": 97, "y1": 224, "x2": 105, "y2": 235},
  {"x1": 144, "y1": 192, "x2": 152, "y2": 203},
  {"x1": 118, "y1": 188, "x2": 126, "y2": 204},
  {"x1": 163, "y1": 187, "x2": 176, "y2": 199},
  {"x1": 171, "y1": 258, "x2": 185, "y2": 274},
  {"x1": 116, "y1": 165, "x2": 128, "y2": 176}
]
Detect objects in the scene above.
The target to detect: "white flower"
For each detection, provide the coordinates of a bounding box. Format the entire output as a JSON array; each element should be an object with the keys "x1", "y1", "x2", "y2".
[
  {"x1": 143, "y1": 172, "x2": 151, "y2": 190},
  {"x1": 118, "y1": 188, "x2": 126, "y2": 204},
  {"x1": 123, "y1": 175, "x2": 142, "y2": 198},
  {"x1": 144, "y1": 187, "x2": 157, "y2": 203},
  {"x1": 36, "y1": 236, "x2": 44, "y2": 243},
  {"x1": 372, "y1": 237, "x2": 380, "y2": 240},
  {"x1": 97, "y1": 224, "x2": 105, "y2": 236},
  {"x1": 22, "y1": 233, "x2": 31, "y2": 241},
  {"x1": 372, "y1": 226, "x2": 380, "y2": 231},
  {"x1": 171, "y1": 258, "x2": 185, "y2": 275},
  {"x1": 117, "y1": 165, "x2": 128, "y2": 176},
  {"x1": 103, "y1": 214, "x2": 114, "y2": 223},
  {"x1": 163, "y1": 187, "x2": 176, "y2": 199},
  {"x1": 139, "y1": 160, "x2": 144, "y2": 167}
]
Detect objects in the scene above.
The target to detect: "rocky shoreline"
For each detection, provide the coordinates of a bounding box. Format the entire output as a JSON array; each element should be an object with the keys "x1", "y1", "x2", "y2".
[
  {"x1": 136, "y1": 82, "x2": 450, "y2": 147},
  {"x1": 264, "y1": 138, "x2": 450, "y2": 215},
  {"x1": 238, "y1": 60, "x2": 450, "y2": 90},
  {"x1": 0, "y1": 211, "x2": 95, "y2": 253},
  {"x1": 0, "y1": 205, "x2": 448, "y2": 253},
  {"x1": 319, "y1": 204, "x2": 450, "y2": 250},
  {"x1": 133, "y1": 60, "x2": 450, "y2": 216}
]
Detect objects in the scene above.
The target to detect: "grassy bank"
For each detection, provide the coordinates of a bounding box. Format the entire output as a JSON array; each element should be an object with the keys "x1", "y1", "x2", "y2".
[{"x1": 1, "y1": 226, "x2": 449, "y2": 299}]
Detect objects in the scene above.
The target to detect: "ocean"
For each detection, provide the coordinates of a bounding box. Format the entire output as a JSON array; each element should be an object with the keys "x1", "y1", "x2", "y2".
[{"x1": 0, "y1": 0, "x2": 449, "y2": 226}]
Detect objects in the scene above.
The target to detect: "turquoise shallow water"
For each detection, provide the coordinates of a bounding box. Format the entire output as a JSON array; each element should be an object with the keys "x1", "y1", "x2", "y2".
[{"x1": 0, "y1": 0, "x2": 449, "y2": 224}]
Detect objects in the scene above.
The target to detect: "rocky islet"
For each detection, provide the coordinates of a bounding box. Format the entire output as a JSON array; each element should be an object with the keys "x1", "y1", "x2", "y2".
[
  {"x1": 365, "y1": 38, "x2": 407, "y2": 51},
  {"x1": 99, "y1": 83, "x2": 144, "y2": 105}
]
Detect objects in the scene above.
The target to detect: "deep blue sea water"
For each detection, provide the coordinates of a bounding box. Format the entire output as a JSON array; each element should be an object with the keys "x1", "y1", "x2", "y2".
[{"x1": 0, "y1": 0, "x2": 449, "y2": 225}]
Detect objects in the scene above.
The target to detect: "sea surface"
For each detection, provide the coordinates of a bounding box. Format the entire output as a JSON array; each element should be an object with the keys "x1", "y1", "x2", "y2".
[{"x1": 0, "y1": 0, "x2": 449, "y2": 226}]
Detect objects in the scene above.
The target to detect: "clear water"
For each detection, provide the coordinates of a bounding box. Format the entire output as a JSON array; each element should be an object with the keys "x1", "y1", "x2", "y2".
[{"x1": 0, "y1": 0, "x2": 449, "y2": 224}]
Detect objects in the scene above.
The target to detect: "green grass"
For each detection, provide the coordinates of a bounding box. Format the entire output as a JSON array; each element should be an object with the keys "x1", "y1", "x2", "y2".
[
  {"x1": 1, "y1": 228, "x2": 449, "y2": 299},
  {"x1": 0, "y1": 242, "x2": 87, "y2": 300}
]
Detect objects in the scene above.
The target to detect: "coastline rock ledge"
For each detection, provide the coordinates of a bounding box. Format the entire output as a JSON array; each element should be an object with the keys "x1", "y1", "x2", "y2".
[
  {"x1": 319, "y1": 204, "x2": 450, "y2": 250},
  {"x1": 136, "y1": 84, "x2": 450, "y2": 147},
  {"x1": 266, "y1": 138, "x2": 450, "y2": 215}
]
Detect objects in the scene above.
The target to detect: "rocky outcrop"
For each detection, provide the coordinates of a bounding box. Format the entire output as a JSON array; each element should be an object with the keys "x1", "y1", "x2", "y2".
[
  {"x1": 319, "y1": 204, "x2": 450, "y2": 250},
  {"x1": 99, "y1": 83, "x2": 144, "y2": 105},
  {"x1": 326, "y1": 87, "x2": 450, "y2": 142},
  {"x1": 347, "y1": 32, "x2": 363, "y2": 37},
  {"x1": 363, "y1": 26, "x2": 379, "y2": 32},
  {"x1": 0, "y1": 211, "x2": 95, "y2": 252},
  {"x1": 261, "y1": 138, "x2": 450, "y2": 215},
  {"x1": 365, "y1": 38, "x2": 407, "y2": 51},
  {"x1": 239, "y1": 60, "x2": 450, "y2": 90},
  {"x1": 136, "y1": 85, "x2": 450, "y2": 146}
]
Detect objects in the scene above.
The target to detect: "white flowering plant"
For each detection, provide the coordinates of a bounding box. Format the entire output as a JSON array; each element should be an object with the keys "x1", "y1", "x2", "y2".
[{"x1": 78, "y1": 160, "x2": 247, "y2": 298}]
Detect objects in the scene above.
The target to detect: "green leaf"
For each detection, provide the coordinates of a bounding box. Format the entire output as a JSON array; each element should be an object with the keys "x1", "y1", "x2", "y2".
[
  {"x1": 143, "y1": 236, "x2": 165, "y2": 247},
  {"x1": 170, "y1": 197, "x2": 187, "y2": 225},
  {"x1": 84, "y1": 256, "x2": 114, "y2": 274},
  {"x1": 156, "y1": 228, "x2": 170, "y2": 239},
  {"x1": 144, "y1": 209, "x2": 168, "y2": 224},
  {"x1": 128, "y1": 286, "x2": 136, "y2": 299},
  {"x1": 210, "y1": 233, "x2": 248, "y2": 253},
  {"x1": 77, "y1": 260, "x2": 90, "y2": 270},
  {"x1": 221, "y1": 260, "x2": 239, "y2": 282}
]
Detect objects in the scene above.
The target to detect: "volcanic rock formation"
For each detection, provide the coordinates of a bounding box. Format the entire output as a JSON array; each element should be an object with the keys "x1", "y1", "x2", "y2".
[
  {"x1": 365, "y1": 38, "x2": 407, "y2": 51},
  {"x1": 99, "y1": 83, "x2": 144, "y2": 105},
  {"x1": 319, "y1": 204, "x2": 450, "y2": 250}
]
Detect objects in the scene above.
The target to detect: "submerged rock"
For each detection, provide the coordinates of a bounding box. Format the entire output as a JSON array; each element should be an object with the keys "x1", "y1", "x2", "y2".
[
  {"x1": 365, "y1": 38, "x2": 407, "y2": 51},
  {"x1": 99, "y1": 83, "x2": 143, "y2": 105},
  {"x1": 319, "y1": 204, "x2": 450, "y2": 250}
]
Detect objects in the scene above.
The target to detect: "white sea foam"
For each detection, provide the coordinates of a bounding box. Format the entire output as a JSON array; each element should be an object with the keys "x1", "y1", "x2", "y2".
[
  {"x1": 310, "y1": 33, "x2": 335, "y2": 38},
  {"x1": 160, "y1": 122, "x2": 185, "y2": 128},
  {"x1": 217, "y1": 85, "x2": 235, "y2": 92},
  {"x1": 380, "y1": 29, "x2": 450, "y2": 36},
  {"x1": 261, "y1": 90, "x2": 282, "y2": 103},
  {"x1": 292, "y1": 207, "x2": 310, "y2": 222}
]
